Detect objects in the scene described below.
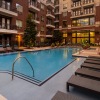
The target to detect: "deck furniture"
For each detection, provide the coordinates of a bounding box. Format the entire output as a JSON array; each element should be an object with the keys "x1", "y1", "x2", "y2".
[
  {"x1": 86, "y1": 58, "x2": 100, "y2": 61},
  {"x1": 51, "y1": 91, "x2": 84, "y2": 100},
  {"x1": 75, "y1": 68, "x2": 100, "y2": 80},
  {"x1": 84, "y1": 60, "x2": 100, "y2": 65},
  {"x1": 81, "y1": 63, "x2": 100, "y2": 70},
  {"x1": 67, "y1": 75, "x2": 100, "y2": 94},
  {"x1": 88, "y1": 56, "x2": 100, "y2": 59},
  {"x1": 14, "y1": 45, "x2": 23, "y2": 51},
  {"x1": 6, "y1": 46, "x2": 13, "y2": 52},
  {"x1": 0, "y1": 47, "x2": 6, "y2": 53}
]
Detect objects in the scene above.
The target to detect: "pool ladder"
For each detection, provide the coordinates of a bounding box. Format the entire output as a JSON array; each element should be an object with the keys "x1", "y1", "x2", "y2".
[{"x1": 12, "y1": 56, "x2": 34, "y2": 80}]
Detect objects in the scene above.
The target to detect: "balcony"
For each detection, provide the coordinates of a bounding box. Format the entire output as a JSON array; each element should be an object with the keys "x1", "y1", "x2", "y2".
[
  {"x1": 46, "y1": 31, "x2": 53, "y2": 37},
  {"x1": 46, "y1": 1, "x2": 54, "y2": 9},
  {"x1": 71, "y1": 11, "x2": 95, "y2": 18},
  {"x1": 54, "y1": 11, "x2": 61, "y2": 15},
  {"x1": 29, "y1": 2, "x2": 40, "y2": 12},
  {"x1": 83, "y1": 0, "x2": 94, "y2": 7},
  {"x1": 54, "y1": 19, "x2": 59, "y2": 22},
  {"x1": 71, "y1": 4, "x2": 81, "y2": 10},
  {"x1": 54, "y1": 2, "x2": 59, "y2": 7},
  {"x1": 0, "y1": 3, "x2": 18, "y2": 17},
  {"x1": 0, "y1": 23, "x2": 17, "y2": 34},
  {"x1": 54, "y1": 26, "x2": 62, "y2": 30},
  {"x1": 46, "y1": 11, "x2": 55, "y2": 18},
  {"x1": 46, "y1": 23, "x2": 55, "y2": 28},
  {"x1": 32, "y1": 17, "x2": 40, "y2": 24}
]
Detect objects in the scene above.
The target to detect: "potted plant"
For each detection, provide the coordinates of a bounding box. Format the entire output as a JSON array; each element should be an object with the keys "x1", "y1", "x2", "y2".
[{"x1": 81, "y1": 40, "x2": 90, "y2": 49}]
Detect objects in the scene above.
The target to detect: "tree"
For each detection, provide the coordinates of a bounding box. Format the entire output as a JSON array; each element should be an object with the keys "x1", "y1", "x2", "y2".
[
  {"x1": 23, "y1": 14, "x2": 37, "y2": 48},
  {"x1": 52, "y1": 30, "x2": 63, "y2": 43}
]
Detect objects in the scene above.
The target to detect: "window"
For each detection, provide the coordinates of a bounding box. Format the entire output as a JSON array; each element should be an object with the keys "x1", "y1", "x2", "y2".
[
  {"x1": 2, "y1": 0, "x2": 6, "y2": 8},
  {"x1": 16, "y1": 20, "x2": 22, "y2": 29},
  {"x1": 2, "y1": 18, "x2": 5, "y2": 28},
  {"x1": 90, "y1": 17, "x2": 95, "y2": 25},
  {"x1": 63, "y1": 21, "x2": 67, "y2": 28},
  {"x1": 63, "y1": 12, "x2": 67, "y2": 17},
  {"x1": 72, "y1": 17, "x2": 93, "y2": 27},
  {"x1": 72, "y1": 20, "x2": 77, "y2": 26},
  {"x1": 63, "y1": 3, "x2": 67, "y2": 9},
  {"x1": 41, "y1": 26, "x2": 44, "y2": 31},
  {"x1": 41, "y1": 16, "x2": 44, "y2": 22},
  {"x1": 72, "y1": 33, "x2": 76, "y2": 37},
  {"x1": 16, "y1": 3, "x2": 23, "y2": 13},
  {"x1": 41, "y1": 4, "x2": 44, "y2": 10},
  {"x1": 7, "y1": 19, "x2": 10, "y2": 29},
  {"x1": 90, "y1": 32, "x2": 95, "y2": 37}
]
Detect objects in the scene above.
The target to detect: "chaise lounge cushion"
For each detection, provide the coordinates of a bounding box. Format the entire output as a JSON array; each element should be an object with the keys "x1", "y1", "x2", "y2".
[{"x1": 51, "y1": 91, "x2": 84, "y2": 100}]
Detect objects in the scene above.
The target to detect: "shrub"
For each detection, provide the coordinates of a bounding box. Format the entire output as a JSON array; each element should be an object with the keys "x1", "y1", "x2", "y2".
[{"x1": 51, "y1": 43, "x2": 55, "y2": 47}]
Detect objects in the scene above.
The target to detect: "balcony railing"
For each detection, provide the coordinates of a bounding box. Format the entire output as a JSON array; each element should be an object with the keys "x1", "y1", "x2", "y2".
[
  {"x1": 0, "y1": 2, "x2": 17, "y2": 13},
  {"x1": 46, "y1": 1, "x2": 54, "y2": 8},
  {"x1": 47, "y1": 11, "x2": 53, "y2": 15},
  {"x1": 46, "y1": 22, "x2": 55, "y2": 28},
  {"x1": 0, "y1": 23, "x2": 17, "y2": 30},
  {"x1": 29, "y1": 1, "x2": 40, "y2": 12},
  {"x1": 32, "y1": 17, "x2": 40, "y2": 24},
  {"x1": 83, "y1": 0, "x2": 94, "y2": 5},
  {"x1": 0, "y1": 2, "x2": 18, "y2": 17},
  {"x1": 47, "y1": 11, "x2": 55, "y2": 18},
  {"x1": 0, "y1": 22, "x2": 18, "y2": 33}
]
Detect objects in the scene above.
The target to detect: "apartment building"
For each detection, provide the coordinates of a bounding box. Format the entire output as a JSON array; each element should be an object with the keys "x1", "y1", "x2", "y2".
[
  {"x1": 54, "y1": 0, "x2": 100, "y2": 44},
  {"x1": 0, "y1": 0, "x2": 55, "y2": 47}
]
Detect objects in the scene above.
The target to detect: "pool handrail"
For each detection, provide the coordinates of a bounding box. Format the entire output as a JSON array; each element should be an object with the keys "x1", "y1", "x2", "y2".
[{"x1": 12, "y1": 56, "x2": 34, "y2": 80}]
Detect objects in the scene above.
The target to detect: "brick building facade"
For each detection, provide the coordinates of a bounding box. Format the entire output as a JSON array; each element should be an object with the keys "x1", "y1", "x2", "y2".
[
  {"x1": 0, "y1": 0, "x2": 55, "y2": 47},
  {"x1": 54, "y1": 0, "x2": 100, "y2": 45}
]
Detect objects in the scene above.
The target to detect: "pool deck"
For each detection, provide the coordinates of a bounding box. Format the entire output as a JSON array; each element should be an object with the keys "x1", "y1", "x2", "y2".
[
  {"x1": 0, "y1": 47, "x2": 100, "y2": 100},
  {"x1": 73, "y1": 46, "x2": 100, "y2": 58}
]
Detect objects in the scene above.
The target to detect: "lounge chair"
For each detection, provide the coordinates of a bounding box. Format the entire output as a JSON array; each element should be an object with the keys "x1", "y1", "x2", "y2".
[
  {"x1": 51, "y1": 91, "x2": 84, "y2": 100},
  {"x1": 14, "y1": 45, "x2": 23, "y2": 51},
  {"x1": 81, "y1": 63, "x2": 100, "y2": 70},
  {"x1": 84, "y1": 60, "x2": 100, "y2": 65},
  {"x1": 67, "y1": 75, "x2": 100, "y2": 94},
  {"x1": 75, "y1": 68, "x2": 100, "y2": 80},
  {"x1": 88, "y1": 56, "x2": 100, "y2": 59},
  {"x1": 86, "y1": 58, "x2": 100, "y2": 61},
  {"x1": 6, "y1": 46, "x2": 13, "y2": 52},
  {"x1": 0, "y1": 46, "x2": 6, "y2": 53}
]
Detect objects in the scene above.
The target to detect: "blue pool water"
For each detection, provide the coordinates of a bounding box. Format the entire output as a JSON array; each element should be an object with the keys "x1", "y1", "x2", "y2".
[{"x1": 0, "y1": 48, "x2": 79, "y2": 82}]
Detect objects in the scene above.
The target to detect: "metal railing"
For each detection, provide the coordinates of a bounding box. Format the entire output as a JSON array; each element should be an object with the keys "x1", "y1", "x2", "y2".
[{"x1": 12, "y1": 56, "x2": 34, "y2": 80}]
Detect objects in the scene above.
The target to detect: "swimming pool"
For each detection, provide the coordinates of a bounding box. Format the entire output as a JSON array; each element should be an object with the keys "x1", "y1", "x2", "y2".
[{"x1": 0, "y1": 47, "x2": 79, "y2": 85}]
